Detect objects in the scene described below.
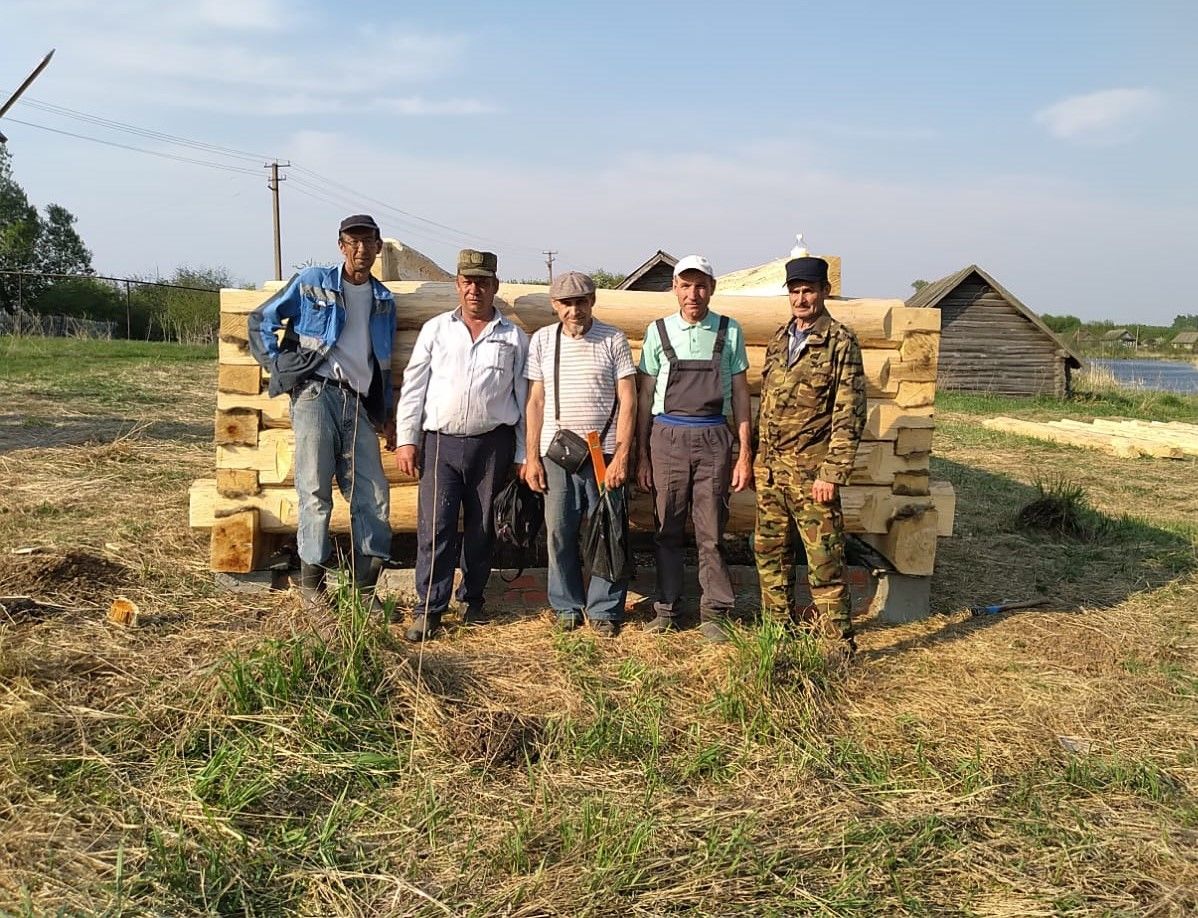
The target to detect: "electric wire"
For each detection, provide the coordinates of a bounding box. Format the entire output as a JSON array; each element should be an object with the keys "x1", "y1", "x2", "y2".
[{"x1": 4, "y1": 117, "x2": 263, "y2": 175}]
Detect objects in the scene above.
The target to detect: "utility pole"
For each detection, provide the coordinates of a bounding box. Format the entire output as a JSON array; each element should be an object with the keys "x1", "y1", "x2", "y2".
[
  {"x1": 543, "y1": 250, "x2": 558, "y2": 283},
  {"x1": 265, "y1": 160, "x2": 290, "y2": 281}
]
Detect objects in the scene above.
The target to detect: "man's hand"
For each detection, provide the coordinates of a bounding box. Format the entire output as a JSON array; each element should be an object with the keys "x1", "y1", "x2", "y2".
[
  {"x1": 731, "y1": 454, "x2": 754, "y2": 492},
  {"x1": 812, "y1": 479, "x2": 837, "y2": 504},
  {"x1": 636, "y1": 451, "x2": 653, "y2": 493},
  {"x1": 396, "y1": 444, "x2": 420, "y2": 480},
  {"x1": 524, "y1": 457, "x2": 547, "y2": 493},
  {"x1": 605, "y1": 452, "x2": 629, "y2": 490},
  {"x1": 382, "y1": 418, "x2": 397, "y2": 451}
]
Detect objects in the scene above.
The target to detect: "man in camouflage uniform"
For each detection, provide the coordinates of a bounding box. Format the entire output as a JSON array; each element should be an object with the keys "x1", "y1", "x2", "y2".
[{"x1": 754, "y1": 255, "x2": 866, "y2": 651}]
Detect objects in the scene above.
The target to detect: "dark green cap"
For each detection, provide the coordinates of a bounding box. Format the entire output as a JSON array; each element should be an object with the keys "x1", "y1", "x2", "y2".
[{"x1": 457, "y1": 249, "x2": 498, "y2": 278}]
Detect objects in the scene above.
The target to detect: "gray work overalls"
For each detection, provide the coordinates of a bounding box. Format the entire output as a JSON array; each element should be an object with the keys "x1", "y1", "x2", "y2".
[{"x1": 648, "y1": 314, "x2": 736, "y2": 621}]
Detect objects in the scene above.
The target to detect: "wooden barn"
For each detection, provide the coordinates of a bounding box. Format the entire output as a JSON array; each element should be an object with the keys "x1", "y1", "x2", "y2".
[
  {"x1": 616, "y1": 250, "x2": 677, "y2": 291},
  {"x1": 906, "y1": 265, "x2": 1083, "y2": 397}
]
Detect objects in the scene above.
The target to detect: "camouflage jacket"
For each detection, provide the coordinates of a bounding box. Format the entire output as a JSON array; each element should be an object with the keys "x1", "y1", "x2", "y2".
[{"x1": 755, "y1": 311, "x2": 866, "y2": 484}]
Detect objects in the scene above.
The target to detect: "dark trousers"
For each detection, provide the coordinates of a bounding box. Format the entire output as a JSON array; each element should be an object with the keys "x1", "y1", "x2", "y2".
[
  {"x1": 649, "y1": 420, "x2": 735, "y2": 621},
  {"x1": 414, "y1": 426, "x2": 515, "y2": 615}
]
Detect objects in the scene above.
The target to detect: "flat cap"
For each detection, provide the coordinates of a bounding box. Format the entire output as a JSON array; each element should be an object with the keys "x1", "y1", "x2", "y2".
[
  {"x1": 457, "y1": 249, "x2": 498, "y2": 278},
  {"x1": 785, "y1": 256, "x2": 830, "y2": 286},
  {"x1": 339, "y1": 214, "x2": 380, "y2": 235},
  {"x1": 549, "y1": 271, "x2": 596, "y2": 300}
]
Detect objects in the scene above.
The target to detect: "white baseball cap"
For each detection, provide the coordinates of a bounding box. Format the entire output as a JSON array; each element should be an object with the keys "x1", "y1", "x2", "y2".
[{"x1": 673, "y1": 254, "x2": 715, "y2": 279}]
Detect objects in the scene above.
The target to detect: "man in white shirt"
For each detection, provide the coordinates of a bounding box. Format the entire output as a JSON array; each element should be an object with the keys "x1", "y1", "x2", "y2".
[
  {"x1": 395, "y1": 249, "x2": 529, "y2": 641},
  {"x1": 523, "y1": 272, "x2": 637, "y2": 637}
]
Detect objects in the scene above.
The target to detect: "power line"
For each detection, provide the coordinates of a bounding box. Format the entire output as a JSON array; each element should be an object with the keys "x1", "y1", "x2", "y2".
[
  {"x1": 10, "y1": 98, "x2": 552, "y2": 261},
  {"x1": 21, "y1": 96, "x2": 272, "y2": 163},
  {"x1": 4, "y1": 117, "x2": 262, "y2": 175}
]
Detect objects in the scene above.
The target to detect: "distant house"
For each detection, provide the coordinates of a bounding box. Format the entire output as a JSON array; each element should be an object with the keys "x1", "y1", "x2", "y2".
[
  {"x1": 616, "y1": 250, "x2": 677, "y2": 292},
  {"x1": 1101, "y1": 328, "x2": 1136, "y2": 347},
  {"x1": 906, "y1": 265, "x2": 1084, "y2": 397},
  {"x1": 1172, "y1": 330, "x2": 1198, "y2": 351}
]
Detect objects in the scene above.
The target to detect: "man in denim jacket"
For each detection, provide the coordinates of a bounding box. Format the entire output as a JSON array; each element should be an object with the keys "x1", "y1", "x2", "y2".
[{"x1": 248, "y1": 214, "x2": 396, "y2": 608}]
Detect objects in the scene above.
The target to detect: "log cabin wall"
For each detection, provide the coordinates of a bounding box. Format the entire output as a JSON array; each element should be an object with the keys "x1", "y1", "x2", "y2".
[
  {"x1": 194, "y1": 282, "x2": 956, "y2": 577},
  {"x1": 911, "y1": 268, "x2": 1079, "y2": 399}
]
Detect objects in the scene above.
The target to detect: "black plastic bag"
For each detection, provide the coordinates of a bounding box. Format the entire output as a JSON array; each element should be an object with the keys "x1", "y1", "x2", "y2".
[
  {"x1": 493, "y1": 478, "x2": 544, "y2": 582},
  {"x1": 583, "y1": 486, "x2": 635, "y2": 583}
]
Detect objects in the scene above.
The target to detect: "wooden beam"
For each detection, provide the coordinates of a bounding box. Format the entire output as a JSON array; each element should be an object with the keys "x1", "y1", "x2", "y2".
[
  {"x1": 217, "y1": 364, "x2": 261, "y2": 395},
  {"x1": 216, "y1": 468, "x2": 260, "y2": 498},
  {"x1": 214, "y1": 408, "x2": 259, "y2": 446},
  {"x1": 210, "y1": 509, "x2": 263, "y2": 574}
]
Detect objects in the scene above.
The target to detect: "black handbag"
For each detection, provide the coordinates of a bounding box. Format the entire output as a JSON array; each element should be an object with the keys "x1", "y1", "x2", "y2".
[{"x1": 544, "y1": 323, "x2": 616, "y2": 473}]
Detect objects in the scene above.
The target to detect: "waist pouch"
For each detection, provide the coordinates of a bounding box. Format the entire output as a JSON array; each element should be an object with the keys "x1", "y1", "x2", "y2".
[{"x1": 545, "y1": 428, "x2": 591, "y2": 473}]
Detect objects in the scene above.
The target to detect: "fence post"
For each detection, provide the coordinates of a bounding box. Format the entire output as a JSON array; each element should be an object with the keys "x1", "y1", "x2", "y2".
[{"x1": 125, "y1": 280, "x2": 131, "y2": 339}]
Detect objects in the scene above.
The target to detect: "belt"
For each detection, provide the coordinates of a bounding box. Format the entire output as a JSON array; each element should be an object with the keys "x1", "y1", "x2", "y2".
[{"x1": 316, "y1": 376, "x2": 360, "y2": 395}]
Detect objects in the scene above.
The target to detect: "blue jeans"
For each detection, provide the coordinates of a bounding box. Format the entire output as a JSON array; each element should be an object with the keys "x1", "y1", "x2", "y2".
[
  {"x1": 289, "y1": 379, "x2": 391, "y2": 565},
  {"x1": 544, "y1": 459, "x2": 628, "y2": 622}
]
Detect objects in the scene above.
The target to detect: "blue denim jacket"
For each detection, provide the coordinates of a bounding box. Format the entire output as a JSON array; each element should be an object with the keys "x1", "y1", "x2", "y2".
[{"x1": 248, "y1": 265, "x2": 396, "y2": 426}]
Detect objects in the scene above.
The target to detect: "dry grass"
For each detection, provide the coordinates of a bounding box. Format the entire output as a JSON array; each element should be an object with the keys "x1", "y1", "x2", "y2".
[{"x1": 1, "y1": 336, "x2": 1196, "y2": 916}]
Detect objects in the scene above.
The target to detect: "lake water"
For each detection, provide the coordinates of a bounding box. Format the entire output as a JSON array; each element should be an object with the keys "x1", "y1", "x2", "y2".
[{"x1": 1092, "y1": 359, "x2": 1198, "y2": 394}]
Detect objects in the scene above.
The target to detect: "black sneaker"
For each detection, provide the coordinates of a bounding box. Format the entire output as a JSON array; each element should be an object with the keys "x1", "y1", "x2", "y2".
[
  {"x1": 405, "y1": 614, "x2": 442, "y2": 643},
  {"x1": 592, "y1": 620, "x2": 620, "y2": 639},
  {"x1": 642, "y1": 615, "x2": 677, "y2": 634},
  {"x1": 555, "y1": 612, "x2": 583, "y2": 631},
  {"x1": 462, "y1": 603, "x2": 490, "y2": 626}
]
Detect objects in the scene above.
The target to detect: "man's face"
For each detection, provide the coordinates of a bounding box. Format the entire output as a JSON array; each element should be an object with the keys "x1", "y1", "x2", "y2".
[
  {"x1": 552, "y1": 294, "x2": 595, "y2": 334},
  {"x1": 338, "y1": 230, "x2": 382, "y2": 276},
  {"x1": 788, "y1": 279, "x2": 830, "y2": 327},
  {"x1": 456, "y1": 273, "x2": 499, "y2": 315},
  {"x1": 673, "y1": 270, "x2": 715, "y2": 322}
]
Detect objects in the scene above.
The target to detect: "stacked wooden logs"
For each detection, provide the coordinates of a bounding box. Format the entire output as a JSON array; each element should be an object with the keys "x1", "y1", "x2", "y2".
[{"x1": 190, "y1": 282, "x2": 954, "y2": 576}]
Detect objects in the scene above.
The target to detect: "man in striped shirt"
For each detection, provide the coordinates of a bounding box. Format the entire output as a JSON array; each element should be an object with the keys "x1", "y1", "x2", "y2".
[{"x1": 523, "y1": 271, "x2": 637, "y2": 637}]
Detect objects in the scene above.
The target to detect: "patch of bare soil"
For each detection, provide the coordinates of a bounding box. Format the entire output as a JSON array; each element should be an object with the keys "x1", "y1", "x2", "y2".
[{"x1": 0, "y1": 550, "x2": 132, "y2": 618}]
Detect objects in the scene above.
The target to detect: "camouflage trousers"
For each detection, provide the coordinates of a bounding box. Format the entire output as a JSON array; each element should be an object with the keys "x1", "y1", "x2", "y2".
[{"x1": 753, "y1": 466, "x2": 852, "y2": 637}]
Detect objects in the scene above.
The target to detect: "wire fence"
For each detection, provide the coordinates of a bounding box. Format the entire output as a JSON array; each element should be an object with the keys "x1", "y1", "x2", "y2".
[{"x1": 0, "y1": 270, "x2": 221, "y2": 343}]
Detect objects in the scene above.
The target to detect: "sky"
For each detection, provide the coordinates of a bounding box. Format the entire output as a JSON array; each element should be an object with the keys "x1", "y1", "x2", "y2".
[{"x1": 3, "y1": 0, "x2": 1196, "y2": 323}]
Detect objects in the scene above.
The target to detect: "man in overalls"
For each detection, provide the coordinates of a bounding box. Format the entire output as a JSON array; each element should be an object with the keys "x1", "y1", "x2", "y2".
[{"x1": 635, "y1": 255, "x2": 753, "y2": 642}]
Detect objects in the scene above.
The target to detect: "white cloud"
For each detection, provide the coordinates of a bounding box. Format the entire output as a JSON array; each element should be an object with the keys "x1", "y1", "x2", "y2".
[
  {"x1": 194, "y1": 0, "x2": 290, "y2": 31},
  {"x1": 1035, "y1": 88, "x2": 1163, "y2": 143}
]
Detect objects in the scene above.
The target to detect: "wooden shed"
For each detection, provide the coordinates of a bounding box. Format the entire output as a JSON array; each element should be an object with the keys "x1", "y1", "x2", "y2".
[
  {"x1": 616, "y1": 250, "x2": 677, "y2": 291},
  {"x1": 906, "y1": 265, "x2": 1083, "y2": 397}
]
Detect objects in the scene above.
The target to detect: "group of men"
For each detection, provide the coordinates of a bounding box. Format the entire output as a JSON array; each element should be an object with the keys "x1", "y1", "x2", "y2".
[{"x1": 249, "y1": 214, "x2": 866, "y2": 655}]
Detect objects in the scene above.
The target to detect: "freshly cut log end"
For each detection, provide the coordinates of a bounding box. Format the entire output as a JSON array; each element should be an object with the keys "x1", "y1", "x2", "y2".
[
  {"x1": 863, "y1": 507, "x2": 940, "y2": 576},
  {"x1": 216, "y1": 468, "x2": 260, "y2": 498},
  {"x1": 210, "y1": 509, "x2": 263, "y2": 574},
  {"x1": 214, "y1": 408, "x2": 260, "y2": 446},
  {"x1": 218, "y1": 364, "x2": 262, "y2": 395}
]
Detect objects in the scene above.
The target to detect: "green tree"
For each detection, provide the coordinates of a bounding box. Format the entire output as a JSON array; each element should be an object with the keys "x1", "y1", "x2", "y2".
[
  {"x1": 0, "y1": 143, "x2": 43, "y2": 313},
  {"x1": 1041, "y1": 313, "x2": 1083, "y2": 334},
  {"x1": 911, "y1": 279, "x2": 929, "y2": 293},
  {"x1": 38, "y1": 203, "x2": 93, "y2": 276},
  {"x1": 589, "y1": 268, "x2": 627, "y2": 289},
  {"x1": 1171, "y1": 314, "x2": 1198, "y2": 331}
]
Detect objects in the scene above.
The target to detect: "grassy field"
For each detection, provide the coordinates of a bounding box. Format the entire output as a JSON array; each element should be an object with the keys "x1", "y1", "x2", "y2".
[{"x1": 1, "y1": 336, "x2": 1196, "y2": 916}]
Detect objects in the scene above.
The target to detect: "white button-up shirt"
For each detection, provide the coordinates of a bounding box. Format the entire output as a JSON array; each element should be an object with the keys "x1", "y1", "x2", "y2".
[{"x1": 395, "y1": 307, "x2": 529, "y2": 462}]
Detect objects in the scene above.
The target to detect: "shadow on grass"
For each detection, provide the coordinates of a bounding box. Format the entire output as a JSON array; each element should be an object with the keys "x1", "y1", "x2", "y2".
[
  {"x1": 863, "y1": 456, "x2": 1196, "y2": 657},
  {"x1": 0, "y1": 415, "x2": 212, "y2": 453}
]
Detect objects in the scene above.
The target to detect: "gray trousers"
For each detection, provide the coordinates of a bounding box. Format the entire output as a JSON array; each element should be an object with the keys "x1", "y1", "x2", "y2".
[{"x1": 649, "y1": 421, "x2": 735, "y2": 620}]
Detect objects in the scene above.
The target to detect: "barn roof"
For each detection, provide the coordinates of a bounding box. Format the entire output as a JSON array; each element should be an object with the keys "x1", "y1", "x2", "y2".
[
  {"x1": 906, "y1": 264, "x2": 1083, "y2": 368},
  {"x1": 1172, "y1": 330, "x2": 1198, "y2": 345},
  {"x1": 616, "y1": 250, "x2": 677, "y2": 290}
]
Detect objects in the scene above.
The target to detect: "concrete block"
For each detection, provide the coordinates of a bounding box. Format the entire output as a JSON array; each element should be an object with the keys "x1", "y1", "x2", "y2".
[{"x1": 869, "y1": 572, "x2": 932, "y2": 623}]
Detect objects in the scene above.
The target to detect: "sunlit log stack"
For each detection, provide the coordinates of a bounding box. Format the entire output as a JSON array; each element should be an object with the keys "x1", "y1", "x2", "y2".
[{"x1": 190, "y1": 281, "x2": 954, "y2": 577}]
